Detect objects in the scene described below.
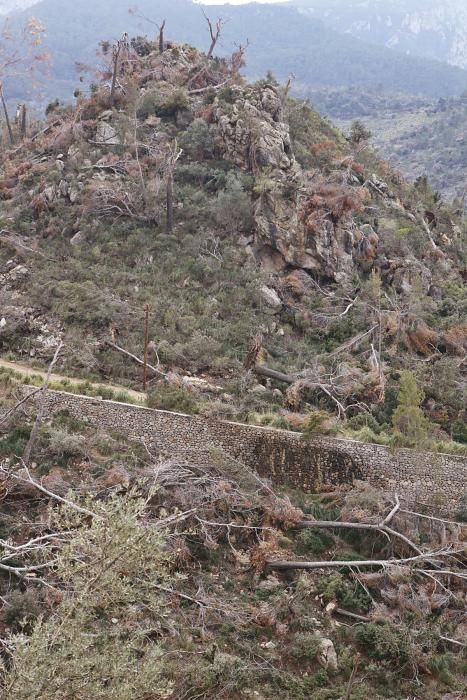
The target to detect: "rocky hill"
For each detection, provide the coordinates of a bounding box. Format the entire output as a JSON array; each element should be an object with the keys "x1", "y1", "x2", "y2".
[{"x1": 0, "y1": 35, "x2": 466, "y2": 452}]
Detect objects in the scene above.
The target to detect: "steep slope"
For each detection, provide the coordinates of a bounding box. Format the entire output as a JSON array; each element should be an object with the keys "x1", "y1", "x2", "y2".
[
  {"x1": 6, "y1": 0, "x2": 467, "y2": 102},
  {"x1": 297, "y1": 0, "x2": 467, "y2": 69},
  {"x1": 0, "y1": 36, "x2": 465, "y2": 450}
]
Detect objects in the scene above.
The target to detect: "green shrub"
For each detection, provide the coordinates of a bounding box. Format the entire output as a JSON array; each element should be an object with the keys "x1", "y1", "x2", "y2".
[
  {"x1": 302, "y1": 410, "x2": 334, "y2": 438},
  {"x1": 316, "y1": 572, "x2": 372, "y2": 613},
  {"x1": 3, "y1": 488, "x2": 171, "y2": 700},
  {"x1": 354, "y1": 622, "x2": 411, "y2": 666},
  {"x1": 452, "y1": 420, "x2": 467, "y2": 444},
  {"x1": 295, "y1": 529, "x2": 334, "y2": 555},
  {"x1": 289, "y1": 632, "x2": 321, "y2": 663},
  {"x1": 392, "y1": 370, "x2": 431, "y2": 448},
  {"x1": 179, "y1": 118, "x2": 218, "y2": 160},
  {"x1": 47, "y1": 427, "x2": 88, "y2": 460},
  {"x1": 210, "y1": 173, "x2": 254, "y2": 234},
  {"x1": 0, "y1": 425, "x2": 31, "y2": 458},
  {"x1": 137, "y1": 87, "x2": 189, "y2": 120},
  {"x1": 427, "y1": 652, "x2": 454, "y2": 684},
  {"x1": 146, "y1": 383, "x2": 199, "y2": 414}
]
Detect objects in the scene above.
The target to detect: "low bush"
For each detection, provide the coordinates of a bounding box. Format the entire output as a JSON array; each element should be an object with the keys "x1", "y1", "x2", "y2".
[
  {"x1": 316, "y1": 572, "x2": 372, "y2": 613},
  {"x1": 354, "y1": 621, "x2": 411, "y2": 666},
  {"x1": 47, "y1": 427, "x2": 88, "y2": 460},
  {"x1": 289, "y1": 632, "x2": 321, "y2": 664},
  {"x1": 146, "y1": 384, "x2": 199, "y2": 414},
  {"x1": 295, "y1": 529, "x2": 334, "y2": 555}
]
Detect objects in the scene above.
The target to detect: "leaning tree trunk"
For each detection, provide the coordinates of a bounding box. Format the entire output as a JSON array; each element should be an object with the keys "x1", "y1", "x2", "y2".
[
  {"x1": 0, "y1": 85, "x2": 14, "y2": 145},
  {"x1": 20, "y1": 104, "x2": 27, "y2": 139},
  {"x1": 159, "y1": 20, "x2": 166, "y2": 54}
]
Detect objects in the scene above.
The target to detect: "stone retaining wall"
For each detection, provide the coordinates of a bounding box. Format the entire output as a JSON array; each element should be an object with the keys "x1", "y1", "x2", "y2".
[{"x1": 36, "y1": 389, "x2": 467, "y2": 513}]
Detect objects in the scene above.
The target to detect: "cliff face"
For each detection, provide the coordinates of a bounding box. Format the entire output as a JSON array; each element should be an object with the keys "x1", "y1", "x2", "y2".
[{"x1": 215, "y1": 83, "x2": 378, "y2": 283}]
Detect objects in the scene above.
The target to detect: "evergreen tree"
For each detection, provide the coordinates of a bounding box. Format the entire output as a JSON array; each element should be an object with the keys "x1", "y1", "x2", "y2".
[{"x1": 392, "y1": 370, "x2": 430, "y2": 448}]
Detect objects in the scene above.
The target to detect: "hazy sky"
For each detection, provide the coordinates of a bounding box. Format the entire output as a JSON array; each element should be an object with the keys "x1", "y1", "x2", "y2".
[
  {"x1": 196, "y1": 0, "x2": 285, "y2": 4},
  {"x1": 0, "y1": 0, "x2": 288, "y2": 10}
]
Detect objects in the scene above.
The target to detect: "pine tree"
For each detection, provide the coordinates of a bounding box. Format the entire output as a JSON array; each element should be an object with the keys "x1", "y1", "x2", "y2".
[
  {"x1": 392, "y1": 371, "x2": 430, "y2": 448},
  {"x1": 3, "y1": 488, "x2": 172, "y2": 699}
]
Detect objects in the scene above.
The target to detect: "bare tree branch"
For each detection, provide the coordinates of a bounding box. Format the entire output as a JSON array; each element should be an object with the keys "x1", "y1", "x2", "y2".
[
  {"x1": 202, "y1": 10, "x2": 225, "y2": 59},
  {"x1": 267, "y1": 548, "x2": 462, "y2": 571},
  {"x1": 0, "y1": 463, "x2": 98, "y2": 518},
  {"x1": 0, "y1": 387, "x2": 42, "y2": 427},
  {"x1": 297, "y1": 510, "x2": 422, "y2": 556},
  {"x1": 104, "y1": 340, "x2": 167, "y2": 378}
]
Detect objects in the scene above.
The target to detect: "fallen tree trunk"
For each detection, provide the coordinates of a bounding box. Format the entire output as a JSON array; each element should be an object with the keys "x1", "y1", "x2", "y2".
[
  {"x1": 266, "y1": 550, "x2": 451, "y2": 571},
  {"x1": 252, "y1": 365, "x2": 347, "y2": 417},
  {"x1": 297, "y1": 519, "x2": 422, "y2": 555},
  {"x1": 105, "y1": 340, "x2": 166, "y2": 378},
  {"x1": 253, "y1": 365, "x2": 294, "y2": 384}
]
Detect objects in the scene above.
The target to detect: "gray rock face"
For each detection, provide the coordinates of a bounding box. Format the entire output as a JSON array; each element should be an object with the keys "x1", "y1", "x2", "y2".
[
  {"x1": 95, "y1": 122, "x2": 120, "y2": 145},
  {"x1": 317, "y1": 637, "x2": 338, "y2": 670},
  {"x1": 390, "y1": 259, "x2": 432, "y2": 296},
  {"x1": 70, "y1": 231, "x2": 86, "y2": 246},
  {"x1": 215, "y1": 84, "x2": 376, "y2": 283},
  {"x1": 260, "y1": 285, "x2": 282, "y2": 311}
]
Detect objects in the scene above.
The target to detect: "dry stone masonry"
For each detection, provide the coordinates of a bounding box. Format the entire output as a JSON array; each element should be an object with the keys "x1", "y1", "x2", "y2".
[{"x1": 38, "y1": 389, "x2": 466, "y2": 514}]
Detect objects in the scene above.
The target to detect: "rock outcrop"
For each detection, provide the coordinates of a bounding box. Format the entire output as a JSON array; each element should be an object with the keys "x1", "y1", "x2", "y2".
[{"x1": 215, "y1": 84, "x2": 378, "y2": 283}]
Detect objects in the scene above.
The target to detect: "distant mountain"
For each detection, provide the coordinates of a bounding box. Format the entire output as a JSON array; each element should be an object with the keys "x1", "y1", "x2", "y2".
[
  {"x1": 6, "y1": 0, "x2": 467, "y2": 104},
  {"x1": 296, "y1": 0, "x2": 467, "y2": 69}
]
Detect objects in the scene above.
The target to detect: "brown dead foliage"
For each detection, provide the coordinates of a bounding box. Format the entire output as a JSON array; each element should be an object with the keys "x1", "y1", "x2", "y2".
[
  {"x1": 402, "y1": 318, "x2": 439, "y2": 356},
  {"x1": 444, "y1": 324, "x2": 467, "y2": 355},
  {"x1": 301, "y1": 181, "x2": 369, "y2": 230}
]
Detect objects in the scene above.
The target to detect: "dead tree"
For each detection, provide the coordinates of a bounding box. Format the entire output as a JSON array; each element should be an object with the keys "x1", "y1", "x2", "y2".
[
  {"x1": 0, "y1": 17, "x2": 48, "y2": 147},
  {"x1": 0, "y1": 83, "x2": 14, "y2": 145},
  {"x1": 22, "y1": 342, "x2": 63, "y2": 467},
  {"x1": 158, "y1": 19, "x2": 166, "y2": 54},
  {"x1": 230, "y1": 41, "x2": 249, "y2": 78},
  {"x1": 203, "y1": 11, "x2": 224, "y2": 59},
  {"x1": 129, "y1": 9, "x2": 166, "y2": 54},
  {"x1": 165, "y1": 140, "x2": 182, "y2": 233},
  {"x1": 14, "y1": 103, "x2": 27, "y2": 139},
  {"x1": 109, "y1": 33, "x2": 130, "y2": 108}
]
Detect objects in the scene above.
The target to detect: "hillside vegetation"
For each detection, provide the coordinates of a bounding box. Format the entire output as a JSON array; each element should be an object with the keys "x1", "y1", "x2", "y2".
[
  {"x1": 0, "y1": 376, "x2": 466, "y2": 698},
  {"x1": 0, "y1": 29, "x2": 466, "y2": 700},
  {"x1": 1, "y1": 33, "x2": 465, "y2": 452},
  {"x1": 311, "y1": 88, "x2": 467, "y2": 200}
]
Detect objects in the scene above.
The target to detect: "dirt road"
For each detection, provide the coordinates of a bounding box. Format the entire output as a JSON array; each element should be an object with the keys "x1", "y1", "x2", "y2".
[{"x1": 0, "y1": 358, "x2": 146, "y2": 403}]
